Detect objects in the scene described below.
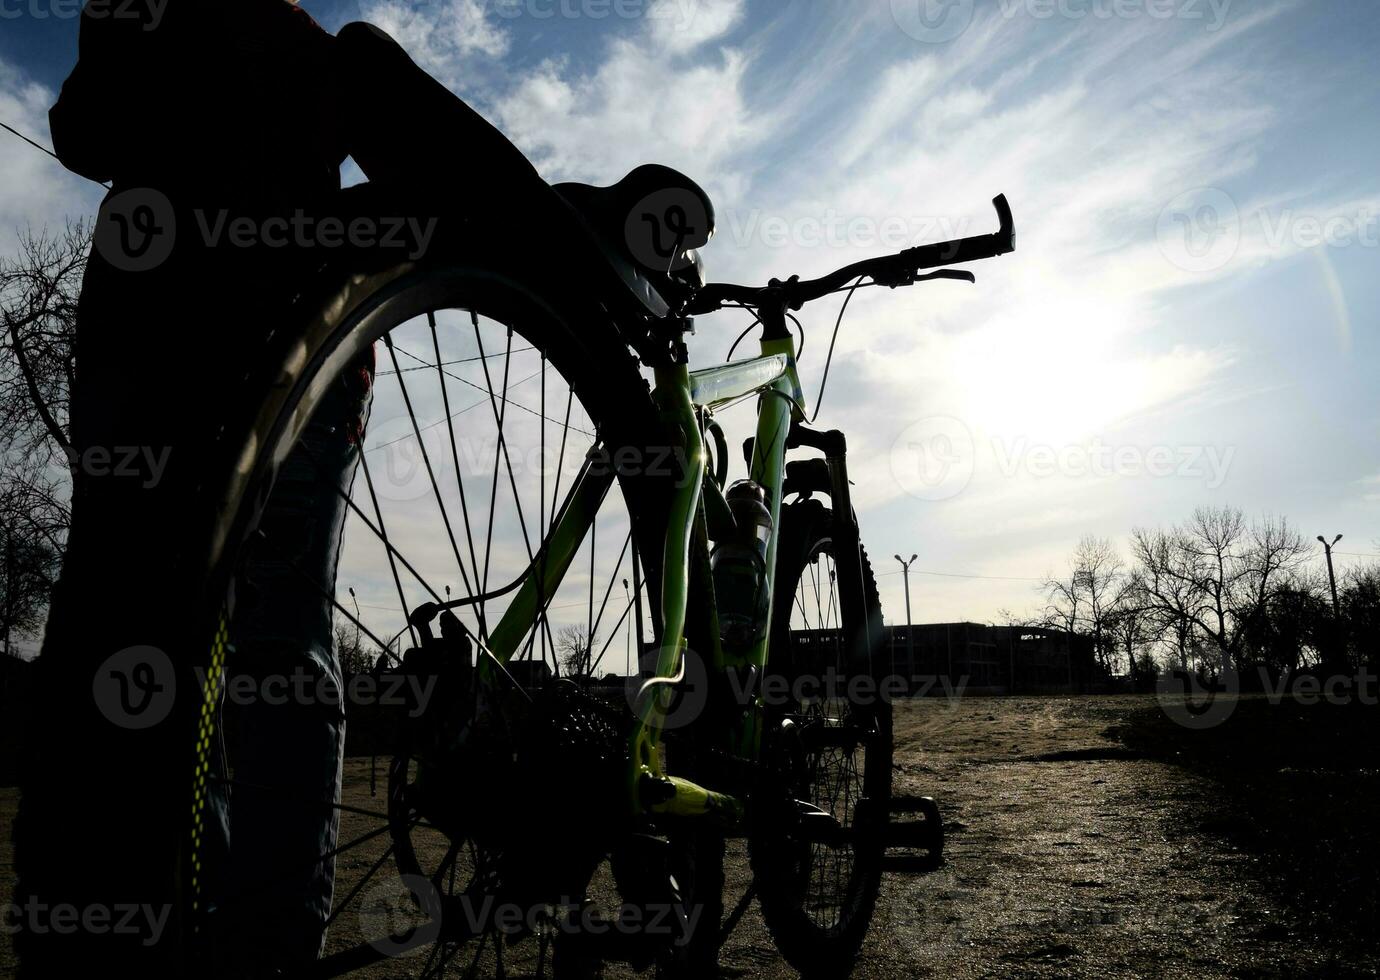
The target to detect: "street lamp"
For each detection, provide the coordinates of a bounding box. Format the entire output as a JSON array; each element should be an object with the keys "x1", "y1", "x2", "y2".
[
  {"x1": 622, "y1": 578, "x2": 632, "y2": 677},
  {"x1": 894, "y1": 554, "x2": 917, "y2": 680},
  {"x1": 347, "y1": 587, "x2": 361, "y2": 666}
]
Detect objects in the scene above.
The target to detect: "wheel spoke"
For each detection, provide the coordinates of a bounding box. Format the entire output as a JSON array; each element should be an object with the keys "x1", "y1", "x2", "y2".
[
  {"x1": 383, "y1": 333, "x2": 479, "y2": 613},
  {"x1": 430, "y1": 312, "x2": 486, "y2": 633},
  {"x1": 357, "y1": 445, "x2": 419, "y2": 651}
]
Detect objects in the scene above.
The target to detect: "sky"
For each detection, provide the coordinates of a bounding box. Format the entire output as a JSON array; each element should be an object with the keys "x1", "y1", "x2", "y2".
[{"x1": 2, "y1": 0, "x2": 1378, "y2": 636}]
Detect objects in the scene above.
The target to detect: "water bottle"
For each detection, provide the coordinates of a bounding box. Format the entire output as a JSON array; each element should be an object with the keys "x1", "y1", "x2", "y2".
[{"x1": 711, "y1": 480, "x2": 774, "y2": 650}]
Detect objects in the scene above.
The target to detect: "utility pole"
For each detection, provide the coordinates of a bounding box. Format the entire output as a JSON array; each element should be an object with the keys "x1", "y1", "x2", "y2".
[
  {"x1": 1317, "y1": 534, "x2": 1343, "y2": 666},
  {"x1": 894, "y1": 554, "x2": 917, "y2": 682}
]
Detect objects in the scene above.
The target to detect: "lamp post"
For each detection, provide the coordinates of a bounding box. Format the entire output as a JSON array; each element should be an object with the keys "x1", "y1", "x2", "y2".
[
  {"x1": 1317, "y1": 534, "x2": 1342, "y2": 616},
  {"x1": 347, "y1": 587, "x2": 361, "y2": 668},
  {"x1": 1317, "y1": 534, "x2": 1343, "y2": 667},
  {"x1": 894, "y1": 554, "x2": 917, "y2": 680},
  {"x1": 622, "y1": 578, "x2": 631, "y2": 677}
]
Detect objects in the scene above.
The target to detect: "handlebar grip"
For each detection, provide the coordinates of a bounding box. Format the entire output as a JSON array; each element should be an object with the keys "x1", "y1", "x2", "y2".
[
  {"x1": 993, "y1": 193, "x2": 1014, "y2": 250},
  {"x1": 898, "y1": 194, "x2": 1015, "y2": 272}
]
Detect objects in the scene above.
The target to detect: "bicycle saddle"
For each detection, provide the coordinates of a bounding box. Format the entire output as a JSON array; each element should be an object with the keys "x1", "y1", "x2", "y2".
[{"x1": 554, "y1": 164, "x2": 715, "y2": 316}]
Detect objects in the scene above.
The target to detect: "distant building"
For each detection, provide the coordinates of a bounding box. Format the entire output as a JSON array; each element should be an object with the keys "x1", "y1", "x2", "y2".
[{"x1": 791, "y1": 622, "x2": 1105, "y2": 695}]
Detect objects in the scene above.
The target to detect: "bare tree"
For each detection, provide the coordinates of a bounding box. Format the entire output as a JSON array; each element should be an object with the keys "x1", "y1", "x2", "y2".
[
  {"x1": 1131, "y1": 527, "x2": 1202, "y2": 671},
  {"x1": 555, "y1": 624, "x2": 596, "y2": 678},
  {"x1": 1132, "y1": 507, "x2": 1308, "y2": 672},
  {"x1": 333, "y1": 614, "x2": 376, "y2": 676},
  {"x1": 0, "y1": 224, "x2": 89, "y2": 651},
  {"x1": 1106, "y1": 571, "x2": 1158, "y2": 680},
  {"x1": 1, "y1": 222, "x2": 87, "y2": 470},
  {"x1": 1339, "y1": 563, "x2": 1380, "y2": 669},
  {"x1": 1041, "y1": 535, "x2": 1124, "y2": 674},
  {"x1": 1, "y1": 498, "x2": 61, "y2": 656}
]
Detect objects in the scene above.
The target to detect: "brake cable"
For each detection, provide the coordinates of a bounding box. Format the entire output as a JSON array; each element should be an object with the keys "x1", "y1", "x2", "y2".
[
  {"x1": 723, "y1": 306, "x2": 806, "y2": 361},
  {"x1": 809, "y1": 275, "x2": 866, "y2": 423},
  {"x1": 724, "y1": 311, "x2": 763, "y2": 361}
]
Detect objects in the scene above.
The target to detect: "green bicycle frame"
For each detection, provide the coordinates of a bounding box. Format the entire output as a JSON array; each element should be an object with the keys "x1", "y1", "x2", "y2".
[{"x1": 479, "y1": 330, "x2": 808, "y2": 833}]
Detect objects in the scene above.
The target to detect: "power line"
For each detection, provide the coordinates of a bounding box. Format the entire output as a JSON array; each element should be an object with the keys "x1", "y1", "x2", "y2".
[
  {"x1": 0, "y1": 118, "x2": 110, "y2": 189},
  {"x1": 876, "y1": 567, "x2": 1043, "y2": 583}
]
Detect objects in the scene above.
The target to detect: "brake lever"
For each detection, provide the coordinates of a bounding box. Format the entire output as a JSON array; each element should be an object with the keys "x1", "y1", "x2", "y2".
[{"x1": 874, "y1": 267, "x2": 977, "y2": 289}]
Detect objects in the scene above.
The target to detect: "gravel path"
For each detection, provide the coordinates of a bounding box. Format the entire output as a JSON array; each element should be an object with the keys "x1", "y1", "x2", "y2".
[{"x1": 4, "y1": 695, "x2": 1375, "y2": 978}]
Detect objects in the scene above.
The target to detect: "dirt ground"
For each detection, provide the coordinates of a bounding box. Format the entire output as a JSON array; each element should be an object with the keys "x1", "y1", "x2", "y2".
[{"x1": 3, "y1": 694, "x2": 1379, "y2": 977}]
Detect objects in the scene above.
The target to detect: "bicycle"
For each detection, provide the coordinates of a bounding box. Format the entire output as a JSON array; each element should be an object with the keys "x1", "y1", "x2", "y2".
[{"x1": 27, "y1": 169, "x2": 1013, "y2": 978}]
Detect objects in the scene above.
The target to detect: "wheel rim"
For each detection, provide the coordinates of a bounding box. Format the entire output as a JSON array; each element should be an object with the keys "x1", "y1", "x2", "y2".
[
  {"x1": 193, "y1": 278, "x2": 659, "y2": 977},
  {"x1": 785, "y1": 541, "x2": 876, "y2": 933}
]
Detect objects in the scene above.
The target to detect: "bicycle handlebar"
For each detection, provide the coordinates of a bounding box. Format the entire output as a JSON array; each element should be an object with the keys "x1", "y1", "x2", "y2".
[{"x1": 687, "y1": 193, "x2": 1015, "y2": 314}]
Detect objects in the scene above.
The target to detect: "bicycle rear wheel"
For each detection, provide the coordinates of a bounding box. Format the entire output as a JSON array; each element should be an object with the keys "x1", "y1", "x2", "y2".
[{"x1": 204, "y1": 262, "x2": 667, "y2": 977}]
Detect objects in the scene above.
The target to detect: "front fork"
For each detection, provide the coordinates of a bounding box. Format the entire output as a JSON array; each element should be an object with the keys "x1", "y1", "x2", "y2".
[{"x1": 786, "y1": 423, "x2": 873, "y2": 673}]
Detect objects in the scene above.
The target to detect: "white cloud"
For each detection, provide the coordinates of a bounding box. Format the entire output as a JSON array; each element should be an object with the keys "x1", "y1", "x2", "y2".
[
  {"x1": 647, "y1": 0, "x2": 745, "y2": 54},
  {"x1": 355, "y1": 0, "x2": 510, "y2": 91},
  {"x1": 0, "y1": 59, "x2": 103, "y2": 250},
  {"x1": 494, "y1": 40, "x2": 758, "y2": 190}
]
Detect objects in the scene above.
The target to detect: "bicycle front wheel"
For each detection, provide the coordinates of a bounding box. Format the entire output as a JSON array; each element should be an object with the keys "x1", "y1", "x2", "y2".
[{"x1": 751, "y1": 498, "x2": 893, "y2": 980}]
